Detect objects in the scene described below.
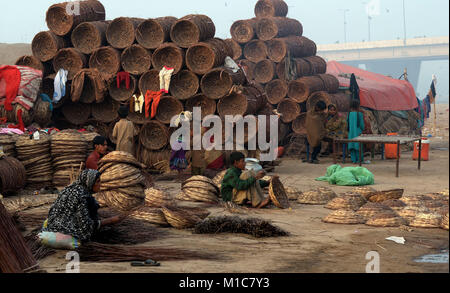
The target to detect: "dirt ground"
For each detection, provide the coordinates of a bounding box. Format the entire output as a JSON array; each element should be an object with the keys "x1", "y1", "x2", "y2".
[{"x1": 27, "y1": 105, "x2": 450, "y2": 273}]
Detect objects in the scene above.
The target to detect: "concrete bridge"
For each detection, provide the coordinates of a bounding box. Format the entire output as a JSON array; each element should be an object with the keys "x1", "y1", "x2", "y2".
[{"x1": 317, "y1": 36, "x2": 449, "y2": 89}]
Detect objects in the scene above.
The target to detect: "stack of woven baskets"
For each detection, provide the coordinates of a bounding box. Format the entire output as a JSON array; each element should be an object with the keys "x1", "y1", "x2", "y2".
[
  {"x1": 97, "y1": 151, "x2": 151, "y2": 212},
  {"x1": 82, "y1": 132, "x2": 101, "y2": 155},
  {"x1": 0, "y1": 134, "x2": 19, "y2": 157},
  {"x1": 51, "y1": 130, "x2": 88, "y2": 188},
  {"x1": 15, "y1": 133, "x2": 53, "y2": 188},
  {"x1": 178, "y1": 176, "x2": 220, "y2": 204}
]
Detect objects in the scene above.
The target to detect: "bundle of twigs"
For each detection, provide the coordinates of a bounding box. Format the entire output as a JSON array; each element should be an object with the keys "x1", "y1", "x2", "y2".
[
  {"x1": 24, "y1": 230, "x2": 56, "y2": 261},
  {"x1": 194, "y1": 216, "x2": 289, "y2": 238},
  {"x1": 77, "y1": 242, "x2": 218, "y2": 262},
  {"x1": 0, "y1": 202, "x2": 39, "y2": 273}
]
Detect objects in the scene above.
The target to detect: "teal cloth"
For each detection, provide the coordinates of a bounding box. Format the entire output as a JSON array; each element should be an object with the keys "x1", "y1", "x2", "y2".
[
  {"x1": 316, "y1": 164, "x2": 374, "y2": 186},
  {"x1": 347, "y1": 111, "x2": 364, "y2": 151}
]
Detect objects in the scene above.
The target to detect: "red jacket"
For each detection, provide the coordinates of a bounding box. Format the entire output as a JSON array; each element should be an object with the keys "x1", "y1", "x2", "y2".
[{"x1": 86, "y1": 151, "x2": 101, "y2": 170}]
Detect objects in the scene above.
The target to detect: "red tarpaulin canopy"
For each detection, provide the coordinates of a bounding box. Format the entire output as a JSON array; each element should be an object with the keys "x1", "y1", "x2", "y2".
[{"x1": 326, "y1": 61, "x2": 418, "y2": 111}]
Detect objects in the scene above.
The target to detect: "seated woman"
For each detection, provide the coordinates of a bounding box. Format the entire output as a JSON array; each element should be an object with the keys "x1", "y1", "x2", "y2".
[
  {"x1": 220, "y1": 152, "x2": 272, "y2": 209},
  {"x1": 322, "y1": 104, "x2": 348, "y2": 156},
  {"x1": 44, "y1": 169, "x2": 126, "y2": 243}
]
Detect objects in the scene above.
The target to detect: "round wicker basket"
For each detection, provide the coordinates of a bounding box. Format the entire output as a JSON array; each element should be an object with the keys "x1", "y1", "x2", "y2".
[
  {"x1": 323, "y1": 210, "x2": 365, "y2": 225},
  {"x1": 139, "y1": 121, "x2": 169, "y2": 151},
  {"x1": 269, "y1": 177, "x2": 290, "y2": 209}
]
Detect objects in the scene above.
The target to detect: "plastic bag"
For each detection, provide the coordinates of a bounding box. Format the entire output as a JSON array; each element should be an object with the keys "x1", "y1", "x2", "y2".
[
  {"x1": 39, "y1": 220, "x2": 81, "y2": 250},
  {"x1": 38, "y1": 231, "x2": 81, "y2": 250},
  {"x1": 316, "y1": 164, "x2": 374, "y2": 186}
]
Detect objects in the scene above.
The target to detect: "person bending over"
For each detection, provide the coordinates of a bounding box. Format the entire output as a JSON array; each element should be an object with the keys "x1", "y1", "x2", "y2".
[
  {"x1": 221, "y1": 152, "x2": 272, "y2": 209},
  {"x1": 44, "y1": 170, "x2": 127, "y2": 243}
]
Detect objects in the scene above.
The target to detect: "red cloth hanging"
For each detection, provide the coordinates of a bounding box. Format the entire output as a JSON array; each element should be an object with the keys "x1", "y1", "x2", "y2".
[
  {"x1": 0, "y1": 65, "x2": 21, "y2": 111},
  {"x1": 145, "y1": 90, "x2": 164, "y2": 119},
  {"x1": 7, "y1": 109, "x2": 25, "y2": 132},
  {"x1": 116, "y1": 72, "x2": 130, "y2": 89}
]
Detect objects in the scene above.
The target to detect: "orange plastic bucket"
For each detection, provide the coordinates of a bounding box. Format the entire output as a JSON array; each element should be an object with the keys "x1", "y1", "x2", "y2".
[
  {"x1": 385, "y1": 133, "x2": 400, "y2": 159},
  {"x1": 413, "y1": 138, "x2": 430, "y2": 161}
]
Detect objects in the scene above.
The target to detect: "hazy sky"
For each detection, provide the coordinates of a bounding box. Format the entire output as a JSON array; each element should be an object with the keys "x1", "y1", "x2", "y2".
[
  {"x1": 0, "y1": 0, "x2": 448, "y2": 100},
  {"x1": 0, "y1": 0, "x2": 448, "y2": 44}
]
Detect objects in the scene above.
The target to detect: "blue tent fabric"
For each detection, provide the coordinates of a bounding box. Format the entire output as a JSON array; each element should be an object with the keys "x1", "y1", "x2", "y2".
[{"x1": 316, "y1": 164, "x2": 375, "y2": 186}]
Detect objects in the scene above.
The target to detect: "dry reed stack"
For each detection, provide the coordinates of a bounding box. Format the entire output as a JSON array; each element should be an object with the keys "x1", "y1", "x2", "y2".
[
  {"x1": 11, "y1": 0, "x2": 348, "y2": 179},
  {"x1": 15, "y1": 134, "x2": 53, "y2": 189},
  {"x1": 51, "y1": 130, "x2": 88, "y2": 188},
  {"x1": 0, "y1": 202, "x2": 39, "y2": 273},
  {"x1": 229, "y1": 0, "x2": 342, "y2": 155},
  {"x1": 97, "y1": 151, "x2": 151, "y2": 212}
]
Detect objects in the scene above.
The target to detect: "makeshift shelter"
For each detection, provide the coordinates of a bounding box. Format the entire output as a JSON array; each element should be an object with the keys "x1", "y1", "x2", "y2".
[{"x1": 326, "y1": 61, "x2": 421, "y2": 136}]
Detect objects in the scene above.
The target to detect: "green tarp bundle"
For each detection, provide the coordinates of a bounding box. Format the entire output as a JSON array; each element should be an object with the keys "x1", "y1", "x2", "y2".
[{"x1": 316, "y1": 164, "x2": 374, "y2": 186}]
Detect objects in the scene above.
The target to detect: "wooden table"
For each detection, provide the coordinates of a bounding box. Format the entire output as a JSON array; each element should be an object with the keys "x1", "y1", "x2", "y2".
[{"x1": 333, "y1": 135, "x2": 422, "y2": 177}]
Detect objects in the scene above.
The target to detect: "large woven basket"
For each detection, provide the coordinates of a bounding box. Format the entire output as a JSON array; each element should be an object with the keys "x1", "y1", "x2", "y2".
[
  {"x1": 170, "y1": 70, "x2": 200, "y2": 100},
  {"x1": 130, "y1": 206, "x2": 169, "y2": 226},
  {"x1": 297, "y1": 187, "x2": 337, "y2": 205},
  {"x1": 365, "y1": 211, "x2": 406, "y2": 227},
  {"x1": 325, "y1": 193, "x2": 367, "y2": 211},
  {"x1": 306, "y1": 91, "x2": 331, "y2": 112},
  {"x1": 212, "y1": 170, "x2": 227, "y2": 189},
  {"x1": 269, "y1": 177, "x2": 290, "y2": 209},
  {"x1": 381, "y1": 199, "x2": 406, "y2": 212},
  {"x1": 185, "y1": 94, "x2": 217, "y2": 119},
  {"x1": 368, "y1": 189, "x2": 404, "y2": 203},
  {"x1": 277, "y1": 98, "x2": 300, "y2": 123},
  {"x1": 161, "y1": 206, "x2": 203, "y2": 229},
  {"x1": 183, "y1": 176, "x2": 220, "y2": 193},
  {"x1": 99, "y1": 189, "x2": 145, "y2": 212},
  {"x1": 62, "y1": 101, "x2": 92, "y2": 126},
  {"x1": 409, "y1": 212, "x2": 443, "y2": 228},
  {"x1": 139, "y1": 121, "x2": 169, "y2": 151},
  {"x1": 284, "y1": 187, "x2": 302, "y2": 201},
  {"x1": 155, "y1": 96, "x2": 184, "y2": 125},
  {"x1": 356, "y1": 202, "x2": 394, "y2": 221},
  {"x1": 144, "y1": 188, "x2": 174, "y2": 207},
  {"x1": 351, "y1": 186, "x2": 378, "y2": 200},
  {"x1": 397, "y1": 206, "x2": 431, "y2": 224},
  {"x1": 323, "y1": 210, "x2": 365, "y2": 225},
  {"x1": 98, "y1": 151, "x2": 146, "y2": 170},
  {"x1": 91, "y1": 96, "x2": 120, "y2": 123},
  {"x1": 400, "y1": 195, "x2": 432, "y2": 207},
  {"x1": 291, "y1": 113, "x2": 307, "y2": 135}
]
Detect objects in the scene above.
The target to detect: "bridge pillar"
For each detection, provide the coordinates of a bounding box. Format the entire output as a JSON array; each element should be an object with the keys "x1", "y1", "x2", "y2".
[{"x1": 342, "y1": 60, "x2": 422, "y2": 90}]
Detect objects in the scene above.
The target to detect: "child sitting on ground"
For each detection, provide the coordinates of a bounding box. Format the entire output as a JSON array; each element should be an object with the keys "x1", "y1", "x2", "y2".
[{"x1": 220, "y1": 152, "x2": 273, "y2": 209}]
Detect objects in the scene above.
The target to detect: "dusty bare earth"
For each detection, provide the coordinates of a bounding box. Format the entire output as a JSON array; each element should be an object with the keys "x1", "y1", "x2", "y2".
[{"x1": 27, "y1": 105, "x2": 448, "y2": 274}]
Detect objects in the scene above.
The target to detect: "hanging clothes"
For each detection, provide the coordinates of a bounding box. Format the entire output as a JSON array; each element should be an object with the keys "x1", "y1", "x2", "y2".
[
  {"x1": 159, "y1": 66, "x2": 174, "y2": 93},
  {"x1": 0, "y1": 65, "x2": 21, "y2": 111},
  {"x1": 349, "y1": 73, "x2": 360, "y2": 101},
  {"x1": 53, "y1": 68, "x2": 68, "y2": 103},
  {"x1": 145, "y1": 90, "x2": 164, "y2": 119},
  {"x1": 40, "y1": 94, "x2": 54, "y2": 112},
  {"x1": 347, "y1": 111, "x2": 365, "y2": 163},
  {"x1": 134, "y1": 94, "x2": 144, "y2": 113},
  {"x1": 117, "y1": 71, "x2": 130, "y2": 89}
]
